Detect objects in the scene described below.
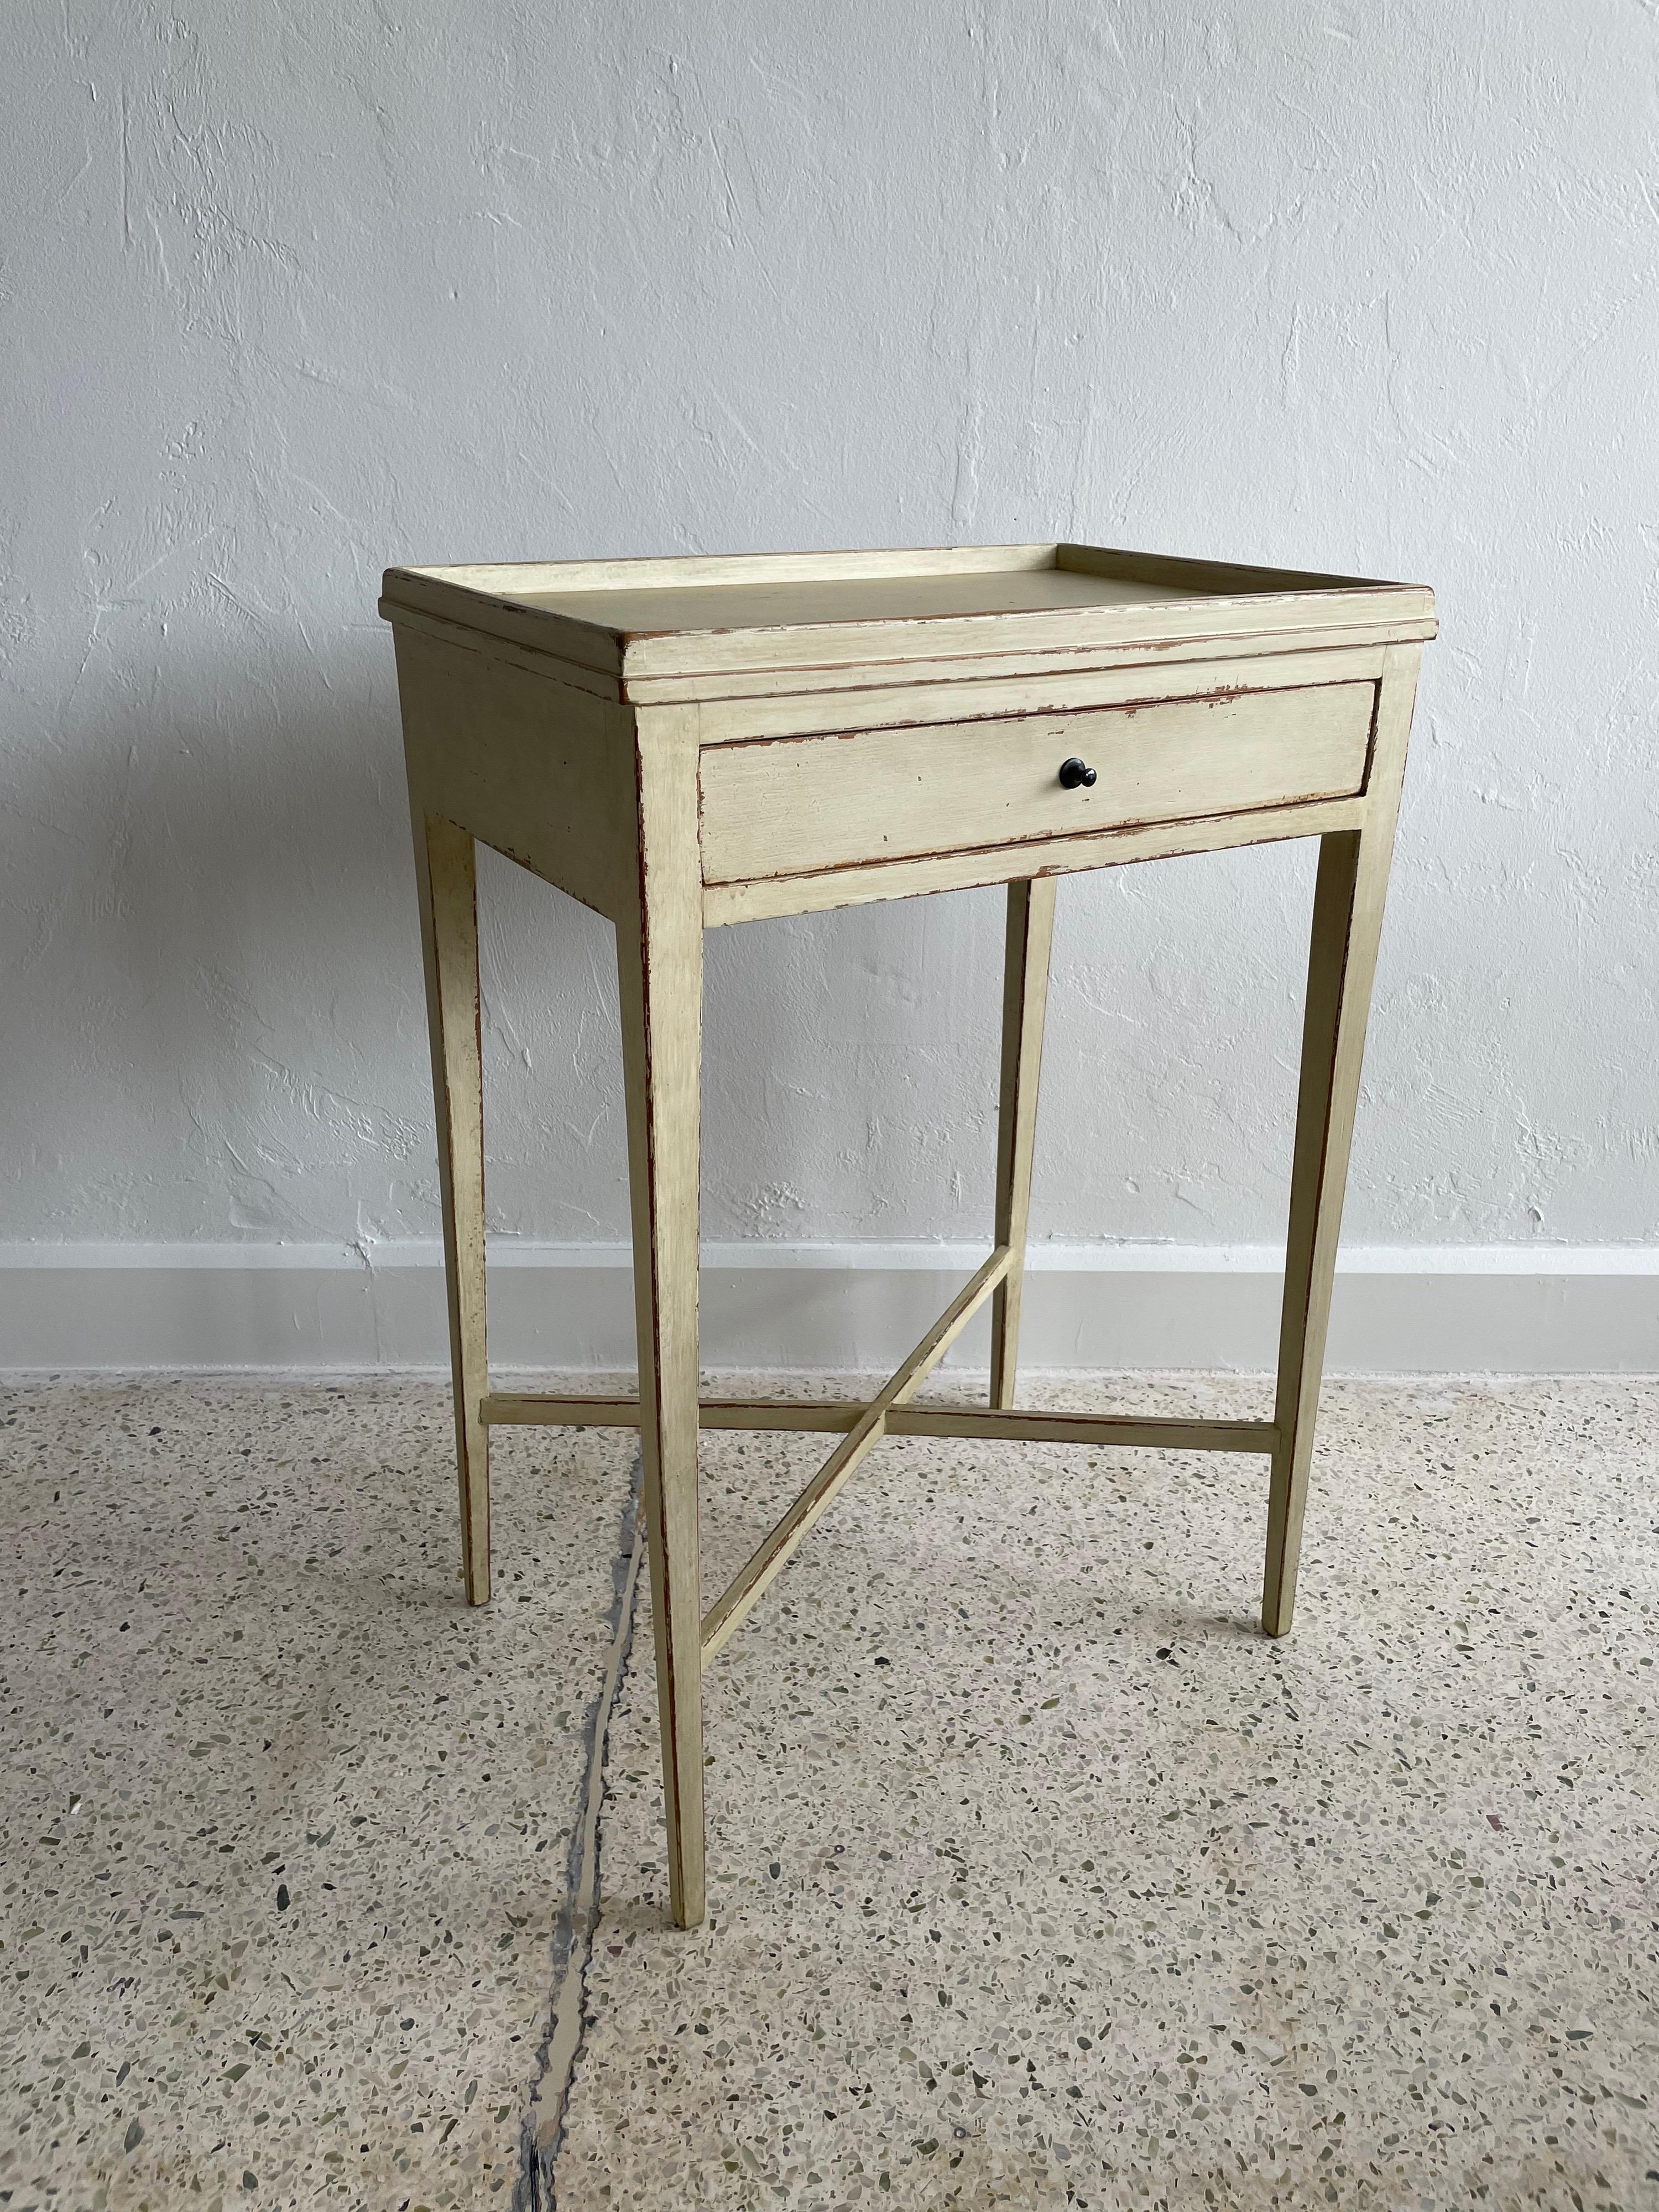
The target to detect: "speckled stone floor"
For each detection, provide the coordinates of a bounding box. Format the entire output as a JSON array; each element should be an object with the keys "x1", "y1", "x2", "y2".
[{"x1": 3, "y1": 1376, "x2": 1657, "y2": 2211}]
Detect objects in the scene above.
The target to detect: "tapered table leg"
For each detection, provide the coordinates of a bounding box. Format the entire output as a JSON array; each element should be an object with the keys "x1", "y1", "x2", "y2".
[
  {"x1": 617, "y1": 733, "x2": 707, "y2": 1929},
  {"x1": 411, "y1": 811, "x2": 492, "y2": 1605},
  {"x1": 1264, "y1": 649, "x2": 1421, "y2": 1636},
  {"x1": 990, "y1": 877, "x2": 1057, "y2": 1408}
]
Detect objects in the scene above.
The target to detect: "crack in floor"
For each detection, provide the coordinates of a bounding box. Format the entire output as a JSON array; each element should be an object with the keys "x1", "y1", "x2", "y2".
[{"x1": 515, "y1": 1457, "x2": 645, "y2": 2212}]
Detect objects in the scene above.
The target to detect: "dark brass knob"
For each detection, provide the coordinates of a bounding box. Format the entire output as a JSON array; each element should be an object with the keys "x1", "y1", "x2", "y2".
[{"x1": 1058, "y1": 757, "x2": 1097, "y2": 790}]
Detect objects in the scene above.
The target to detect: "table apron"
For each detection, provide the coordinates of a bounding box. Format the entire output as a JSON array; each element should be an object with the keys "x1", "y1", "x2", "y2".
[{"x1": 697, "y1": 678, "x2": 1378, "y2": 891}]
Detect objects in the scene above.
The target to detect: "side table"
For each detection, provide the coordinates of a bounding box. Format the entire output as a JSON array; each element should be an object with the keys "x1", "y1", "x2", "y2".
[{"x1": 379, "y1": 541, "x2": 1435, "y2": 1929}]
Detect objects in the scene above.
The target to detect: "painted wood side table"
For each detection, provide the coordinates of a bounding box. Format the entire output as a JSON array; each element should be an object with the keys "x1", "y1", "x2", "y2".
[{"x1": 379, "y1": 541, "x2": 1435, "y2": 1930}]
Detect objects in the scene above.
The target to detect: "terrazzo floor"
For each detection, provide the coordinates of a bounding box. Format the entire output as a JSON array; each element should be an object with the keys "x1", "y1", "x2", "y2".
[{"x1": 3, "y1": 1375, "x2": 1657, "y2": 2210}]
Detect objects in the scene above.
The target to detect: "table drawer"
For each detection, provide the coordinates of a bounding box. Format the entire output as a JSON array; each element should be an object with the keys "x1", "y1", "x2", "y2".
[{"x1": 698, "y1": 680, "x2": 1377, "y2": 885}]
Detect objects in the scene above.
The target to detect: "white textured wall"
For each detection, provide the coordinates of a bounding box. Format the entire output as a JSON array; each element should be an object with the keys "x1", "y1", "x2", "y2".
[{"x1": 3, "y1": 1, "x2": 1656, "y2": 1262}]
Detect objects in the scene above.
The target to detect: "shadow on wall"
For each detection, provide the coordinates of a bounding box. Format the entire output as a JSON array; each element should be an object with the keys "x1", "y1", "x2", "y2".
[{"x1": 0, "y1": 624, "x2": 603, "y2": 1243}]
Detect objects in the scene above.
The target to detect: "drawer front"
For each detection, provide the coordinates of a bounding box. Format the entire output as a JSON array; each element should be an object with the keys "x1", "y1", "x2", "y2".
[{"x1": 698, "y1": 680, "x2": 1377, "y2": 885}]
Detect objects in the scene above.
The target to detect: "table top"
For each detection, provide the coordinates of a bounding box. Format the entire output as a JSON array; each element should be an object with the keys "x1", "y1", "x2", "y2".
[{"x1": 379, "y1": 542, "x2": 1436, "y2": 701}]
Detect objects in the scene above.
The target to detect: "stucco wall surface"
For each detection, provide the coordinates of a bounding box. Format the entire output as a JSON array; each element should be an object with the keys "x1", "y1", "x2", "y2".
[{"x1": 2, "y1": 1, "x2": 1655, "y2": 1255}]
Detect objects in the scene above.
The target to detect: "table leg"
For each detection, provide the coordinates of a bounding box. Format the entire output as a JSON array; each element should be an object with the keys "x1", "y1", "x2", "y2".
[
  {"x1": 617, "y1": 740, "x2": 707, "y2": 1929},
  {"x1": 1263, "y1": 822, "x2": 1400, "y2": 1636},
  {"x1": 990, "y1": 877, "x2": 1057, "y2": 1408},
  {"x1": 411, "y1": 812, "x2": 492, "y2": 1606}
]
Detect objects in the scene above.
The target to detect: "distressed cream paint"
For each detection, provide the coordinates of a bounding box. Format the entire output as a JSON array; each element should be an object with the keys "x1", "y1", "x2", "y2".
[{"x1": 1, "y1": 2, "x2": 1655, "y2": 1365}]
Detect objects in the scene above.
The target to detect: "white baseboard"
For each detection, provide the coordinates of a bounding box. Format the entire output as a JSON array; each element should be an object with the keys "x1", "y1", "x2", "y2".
[{"x1": 0, "y1": 1240, "x2": 1655, "y2": 1375}]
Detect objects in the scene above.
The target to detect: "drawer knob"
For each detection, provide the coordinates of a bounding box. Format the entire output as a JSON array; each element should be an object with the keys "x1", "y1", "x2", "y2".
[{"x1": 1057, "y1": 757, "x2": 1097, "y2": 790}]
